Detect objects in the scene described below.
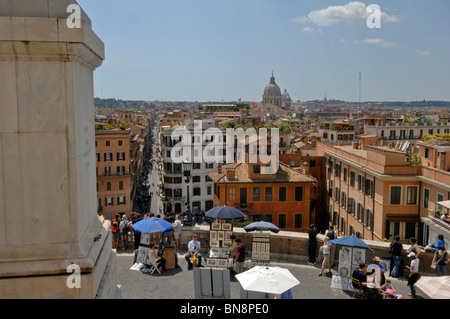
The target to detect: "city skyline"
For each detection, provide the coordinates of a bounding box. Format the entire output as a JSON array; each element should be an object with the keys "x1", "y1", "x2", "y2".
[{"x1": 78, "y1": 0, "x2": 450, "y2": 103}]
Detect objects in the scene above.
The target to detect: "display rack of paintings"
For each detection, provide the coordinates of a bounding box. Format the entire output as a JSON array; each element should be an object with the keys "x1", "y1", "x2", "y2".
[
  {"x1": 251, "y1": 232, "x2": 271, "y2": 266},
  {"x1": 208, "y1": 222, "x2": 233, "y2": 268}
]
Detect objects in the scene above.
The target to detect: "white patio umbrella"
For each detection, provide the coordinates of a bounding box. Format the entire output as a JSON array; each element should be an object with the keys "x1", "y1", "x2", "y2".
[
  {"x1": 235, "y1": 266, "x2": 300, "y2": 295},
  {"x1": 415, "y1": 276, "x2": 450, "y2": 299}
]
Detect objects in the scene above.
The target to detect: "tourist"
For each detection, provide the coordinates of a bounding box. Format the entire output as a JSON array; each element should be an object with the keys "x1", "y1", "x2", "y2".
[
  {"x1": 119, "y1": 216, "x2": 129, "y2": 250},
  {"x1": 111, "y1": 214, "x2": 121, "y2": 249},
  {"x1": 351, "y1": 263, "x2": 368, "y2": 293},
  {"x1": 407, "y1": 237, "x2": 421, "y2": 258},
  {"x1": 405, "y1": 252, "x2": 420, "y2": 297},
  {"x1": 234, "y1": 238, "x2": 246, "y2": 274},
  {"x1": 390, "y1": 236, "x2": 403, "y2": 278},
  {"x1": 228, "y1": 235, "x2": 238, "y2": 260},
  {"x1": 425, "y1": 234, "x2": 445, "y2": 253},
  {"x1": 318, "y1": 236, "x2": 332, "y2": 276},
  {"x1": 370, "y1": 256, "x2": 385, "y2": 286},
  {"x1": 173, "y1": 214, "x2": 182, "y2": 249},
  {"x1": 432, "y1": 246, "x2": 449, "y2": 276},
  {"x1": 325, "y1": 225, "x2": 337, "y2": 266},
  {"x1": 381, "y1": 279, "x2": 402, "y2": 299},
  {"x1": 185, "y1": 234, "x2": 202, "y2": 269},
  {"x1": 307, "y1": 224, "x2": 320, "y2": 265},
  {"x1": 149, "y1": 243, "x2": 165, "y2": 272}
]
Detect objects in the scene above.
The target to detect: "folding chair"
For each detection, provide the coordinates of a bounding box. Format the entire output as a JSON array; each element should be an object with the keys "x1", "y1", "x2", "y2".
[
  {"x1": 147, "y1": 254, "x2": 162, "y2": 274},
  {"x1": 351, "y1": 277, "x2": 366, "y2": 299}
]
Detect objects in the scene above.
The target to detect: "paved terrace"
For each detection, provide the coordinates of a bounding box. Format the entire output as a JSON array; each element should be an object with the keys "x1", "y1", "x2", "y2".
[{"x1": 113, "y1": 225, "x2": 433, "y2": 299}]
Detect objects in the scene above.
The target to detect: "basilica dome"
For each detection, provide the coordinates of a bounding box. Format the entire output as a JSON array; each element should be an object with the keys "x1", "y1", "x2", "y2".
[{"x1": 264, "y1": 73, "x2": 281, "y2": 96}]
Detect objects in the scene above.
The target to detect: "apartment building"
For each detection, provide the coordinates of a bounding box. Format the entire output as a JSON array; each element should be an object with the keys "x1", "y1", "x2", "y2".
[
  {"x1": 208, "y1": 161, "x2": 317, "y2": 232},
  {"x1": 159, "y1": 120, "x2": 219, "y2": 216},
  {"x1": 317, "y1": 140, "x2": 450, "y2": 246},
  {"x1": 96, "y1": 129, "x2": 132, "y2": 220}
]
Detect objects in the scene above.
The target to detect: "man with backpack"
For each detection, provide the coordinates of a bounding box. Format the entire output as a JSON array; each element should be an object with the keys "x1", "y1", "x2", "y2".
[
  {"x1": 325, "y1": 226, "x2": 337, "y2": 267},
  {"x1": 111, "y1": 214, "x2": 121, "y2": 249}
]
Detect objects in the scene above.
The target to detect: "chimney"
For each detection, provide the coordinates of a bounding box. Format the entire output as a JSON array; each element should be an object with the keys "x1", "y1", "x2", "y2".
[
  {"x1": 226, "y1": 167, "x2": 235, "y2": 180},
  {"x1": 217, "y1": 165, "x2": 222, "y2": 174}
]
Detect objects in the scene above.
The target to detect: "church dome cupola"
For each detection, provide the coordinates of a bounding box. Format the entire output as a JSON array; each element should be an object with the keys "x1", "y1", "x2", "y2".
[{"x1": 263, "y1": 72, "x2": 282, "y2": 106}]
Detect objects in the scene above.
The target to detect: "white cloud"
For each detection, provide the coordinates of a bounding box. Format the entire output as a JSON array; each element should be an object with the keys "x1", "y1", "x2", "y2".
[
  {"x1": 302, "y1": 27, "x2": 315, "y2": 33},
  {"x1": 292, "y1": 1, "x2": 399, "y2": 26},
  {"x1": 416, "y1": 50, "x2": 430, "y2": 56},
  {"x1": 361, "y1": 38, "x2": 400, "y2": 48}
]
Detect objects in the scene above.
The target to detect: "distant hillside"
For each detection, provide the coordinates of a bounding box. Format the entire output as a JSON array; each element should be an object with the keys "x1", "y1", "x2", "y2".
[{"x1": 94, "y1": 98, "x2": 157, "y2": 109}]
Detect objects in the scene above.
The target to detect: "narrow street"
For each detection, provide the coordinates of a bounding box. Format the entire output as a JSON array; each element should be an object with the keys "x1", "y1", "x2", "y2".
[{"x1": 147, "y1": 124, "x2": 163, "y2": 216}]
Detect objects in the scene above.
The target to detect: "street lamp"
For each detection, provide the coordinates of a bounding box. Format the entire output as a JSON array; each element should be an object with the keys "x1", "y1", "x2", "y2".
[{"x1": 182, "y1": 158, "x2": 193, "y2": 226}]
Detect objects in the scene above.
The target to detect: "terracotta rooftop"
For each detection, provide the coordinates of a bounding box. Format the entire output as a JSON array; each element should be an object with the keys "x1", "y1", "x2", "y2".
[{"x1": 208, "y1": 162, "x2": 317, "y2": 184}]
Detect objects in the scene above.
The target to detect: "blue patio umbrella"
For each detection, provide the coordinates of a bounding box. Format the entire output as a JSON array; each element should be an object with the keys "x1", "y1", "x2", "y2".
[
  {"x1": 205, "y1": 205, "x2": 245, "y2": 221},
  {"x1": 244, "y1": 221, "x2": 280, "y2": 233},
  {"x1": 131, "y1": 217, "x2": 174, "y2": 234},
  {"x1": 328, "y1": 235, "x2": 374, "y2": 252}
]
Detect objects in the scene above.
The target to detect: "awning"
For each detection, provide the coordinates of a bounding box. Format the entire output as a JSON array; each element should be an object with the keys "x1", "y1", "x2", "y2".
[
  {"x1": 437, "y1": 200, "x2": 450, "y2": 210},
  {"x1": 386, "y1": 214, "x2": 421, "y2": 222}
]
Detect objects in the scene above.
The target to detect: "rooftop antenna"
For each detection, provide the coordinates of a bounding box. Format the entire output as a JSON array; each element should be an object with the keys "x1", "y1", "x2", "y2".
[{"x1": 359, "y1": 72, "x2": 361, "y2": 104}]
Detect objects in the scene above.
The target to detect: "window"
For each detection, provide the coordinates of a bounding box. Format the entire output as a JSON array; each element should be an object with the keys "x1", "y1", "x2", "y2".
[
  {"x1": 279, "y1": 214, "x2": 286, "y2": 228},
  {"x1": 349, "y1": 225, "x2": 354, "y2": 236},
  {"x1": 340, "y1": 218, "x2": 346, "y2": 235},
  {"x1": 193, "y1": 176, "x2": 201, "y2": 183},
  {"x1": 118, "y1": 196, "x2": 126, "y2": 205},
  {"x1": 265, "y1": 187, "x2": 273, "y2": 202},
  {"x1": 357, "y1": 203, "x2": 364, "y2": 222},
  {"x1": 328, "y1": 160, "x2": 333, "y2": 175},
  {"x1": 253, "y1": 187, "x2": 261, "y2": 202},
  {"x1": 350, "y1": 171, "x2": 356, "y2": 187},
  {"x1": 357, "y1": 174, "x2": 364, "y2": 192},
  {"x1": 164, "y1": 176, "x2": 173, "y2": 184},
  {"x1": 119, "y1": 181, "x2": 124, "y2": 190},
  {"x1": 104, "y1": 152, "x2": 113, "y2": 162},
  {"x1": 348, "y1": 198, "x2": 355, "y2": 215},
  {"x1": 437, "y1": 193, "x2": 444, "y2": 211},
  {"x1": 366, "y1": 209, "x2": 373, "y2": 229},
  {"x1": 174, "y1": 189, "x2": 182, "y2": 198},
  {"x1": 174, "y1": 177, "x2": 182, "y2": 184},
  {"x1": 96, "y1": 153, "x2": 100, "y2": 162},
  {"x1": 106, "y1": 182, "x2": 111, "y2": 191},
  {"x1": 390, "y1": 186, "x2": 402, "y2": 205},
  {"x1": 365, "y1": 179, "x2": 373, "y2": 197},
  {"x1": 104, "y1": 167, "x2": 111, "y2": 176},
  {"x1": 117, "y1": 152, "x2": 125, "y2": 161},
  {"x1": 333, "y1": 211, "x2": 339, "y2": 227},
  {"x1": 106, "y1": 140, "x2": 110, "y2": 147},
  {"x1": 295, "y1": 214, "x2": 303, "y2": 228},
  {"x1": 253, "y1": 165, "x2": 261, "y2": 174},
  {"x1": 343, "y1": 167, "x2": 347, "y2": 182},
  {"x1": 310, "y1": 160, "x2": 316, "y2": 168},
  {"x1": 334, "y1": 163, "x2": 340, "y2": 177},
  {"x1": 341, "y1": 192, "x2": 346, "y2": 208},
  {"x1": 329, "y1": 179, "x2": 333, "y2": 198},
  {"x1": 207, "y1": 186, "x2": 212, "y2": 195},
  {"x1": 118, "y1": 140, "x2": 123, "y2": 146},
  {"x1": 423, "y1": 188, "x2": 430, "y2": 209},
  {"x1": 425, "y1": 148, "x2": 429, "y2": 159},
  {"x1": 406, "y1": 186, "x2": 418, "y2": 205},
  {"x1": 193, "y1": 163, "x2": 201, "y2": 169},
  {"x1": 117, "y1": 166, "x2": 126, "y2": 175},
  {"x1": 295, "y1": 187, "x2": 303, "y2": 201},
  {"x1": 193, "y1": 188, "x2": 201, "y2": 196},
  {"x1": 279, "y1": 187, "x2": 287, "y2": 201},
  {"x1": 105, "y1": 197, "x2": 114, "y2": 206},
  {"x1": 228, "y1": 187, "x2": 236, "y2": 202},
  {"x1": 335, "y1": 187, "x2": 340, "y2": 204}
]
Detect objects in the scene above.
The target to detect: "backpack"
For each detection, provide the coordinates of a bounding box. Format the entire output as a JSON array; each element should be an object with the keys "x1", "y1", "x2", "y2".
[
  {"x1": 111, "y1": 220, "x2": 119, "y2": 233},
  {"x1": 325, "y1": 230, "x2": 335, "y2": 240},
  {"x1": 388, "y1": 240, "x2": 395, "y2": 254}
]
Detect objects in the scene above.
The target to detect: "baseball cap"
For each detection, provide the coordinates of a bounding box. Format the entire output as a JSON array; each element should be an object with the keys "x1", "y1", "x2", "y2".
[{"x1": 407, "y1": 252, "x2": 416, "y2": 257}]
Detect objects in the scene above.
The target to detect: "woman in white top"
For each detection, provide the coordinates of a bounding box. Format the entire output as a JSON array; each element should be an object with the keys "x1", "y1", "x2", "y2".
[{"x1": 319, "y1": 236, "x2": 333, "y2": 276}]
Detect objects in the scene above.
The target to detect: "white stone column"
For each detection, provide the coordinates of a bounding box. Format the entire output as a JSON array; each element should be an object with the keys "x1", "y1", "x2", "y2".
[{"x1": 0, "y1": 0, "x2": 118, "y2": 298}]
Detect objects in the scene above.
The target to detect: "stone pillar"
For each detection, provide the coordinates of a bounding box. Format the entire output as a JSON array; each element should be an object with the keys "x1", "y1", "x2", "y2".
[{"x1": 0, "y1": 0, "x2": 119, "y2": 298}]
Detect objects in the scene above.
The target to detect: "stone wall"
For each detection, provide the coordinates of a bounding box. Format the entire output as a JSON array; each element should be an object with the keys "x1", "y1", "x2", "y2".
[{"x1": 178, "y1": 225, "x2": 438, "y2": 276}]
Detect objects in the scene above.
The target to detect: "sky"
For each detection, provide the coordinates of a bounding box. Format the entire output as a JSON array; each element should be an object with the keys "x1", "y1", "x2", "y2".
[{"x1": 77, "y1": 0, "x2": 450, "y2": 103}]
